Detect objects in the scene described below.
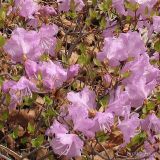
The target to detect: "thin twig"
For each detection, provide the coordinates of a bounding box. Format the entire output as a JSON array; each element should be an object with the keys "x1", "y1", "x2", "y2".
[{"x1": 0, "y1": 145, "x2": 22, "y2": 160}]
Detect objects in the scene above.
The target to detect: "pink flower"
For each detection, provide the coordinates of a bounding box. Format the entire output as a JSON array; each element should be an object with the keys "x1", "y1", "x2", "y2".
[
  {"x1": 3, "y1": 76, "x2": 38, "y2": 109},
  {"x1": 3, "y1": 28, "x2": 41, "y2": 62},
  {"x1": 67, "y1": 64, "x2": 80, "y2": 80},
  {"x1": 93, "y1": 112, "x2": 114, "y2": 132},
  {"x1": 153, "y1": 16, "x2": 160, "y2": 33},
  {"x1": 141, "y1": 113, "x2": 160, "y2": 137},
  {"x1": 68, "y1": 106, "x2": 96, "y2": 137},
  {"x1": 40, "y1": 60, "x2": 67, "y2": 90},
  {"x1": 67, "y1": 87, "x2": 96, "y2": 109},
  {"x1": 118, "y1": 114, "x2": 140, "y2": 145},
  {"x1": 39, "y1": 5, "x2": 57, "y2": 15},
  {"x1": 15, "y1": 0, "x2": 39, "y2": 19},
  {"x1": 57, "y1": 0, "x2": 84, "y2": 12},
  {"x1": 46, "y1": 120, "x2": 68, "y2": 136},
  {"x1": 38, "y1": 24, "x2": 58, "y2": 56},
  {"x1": 51, "y1": 133, "x2": 83, "y2": 157},
  {"x1": 46, "y1": 120, "x2": 83, "y2": 157},
  {"x1": 97, "y1": 32, "x2": 146, "y2": 66}
]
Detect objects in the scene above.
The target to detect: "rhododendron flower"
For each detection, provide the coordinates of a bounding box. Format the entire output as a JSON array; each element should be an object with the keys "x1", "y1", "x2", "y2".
[
  {"x1": 46, "y1": 120, "x2": 68, "y2": 136},
  {"x1": 125, "y1": 78, "x2": 157, "y2": 107},
  {"x1": 25, "y1": 59, "x2": 38, "y2": 78},
  {"x1": 3, "y1": 76, "x2": 38, "y2": 109},
  {"x1": 68, "y1": 106, "x2": 96, "y2": 137},
  {"x1": 118, "y1": 114, "x2": 140, "y2": 145},
  {"x1": 46, "y1": 120, "x2": 83, "y2": 157},
  {"x1": 40, "y1": 61, "x2": 67, "y2": 90},
  {"x1": 112, "y1": 0, "x2": 126, "y2": 15},
  {"x1": 15, "y1": 0, "x2": 39, "y2": 19},
  {"x1": 141, "y1": 113, "x2": 160, "y2": 137},
  {"x1": 25, "y1": 60, "x2": 80, "y2": 91},
  {"x1": 107, "y1": 88, "x2": 131, "y2": 117},
  {"x1": 67, "y1": 87, "x2": 96, "y2": 109},
  {"x1": 67, "y1": 64, "x2": 80, "y2": 80},
  {"x1": 4, "y1": 28, "x2": 41, "y2": 62},
  {"x1": 57, "y1": 0, "x2": 84, "y2": 12},
  {"x1": 38, "y1": 24, "x2": 58, "y2": 56},
  {"x1": 153, "y1": 16, "x2": 160, "y2": 33},
  {"x1": 97, "y1": 32, "x2": 146, "y2": 66},
  {"x1": 122, "y1": 54, "x2": 159, "y2": 84},
  {"x1": 51, "y1": 133, "x2": 83, "y2": 158},
  {"x1": 2, "y1": 80, "x2": 16, "y2": 93},
  {"x1": 39, "y1": 5, "x2": 57, "y2": 15},
  {"x1": 93, "y1": 112, "x2": 114, "y2": 132}
]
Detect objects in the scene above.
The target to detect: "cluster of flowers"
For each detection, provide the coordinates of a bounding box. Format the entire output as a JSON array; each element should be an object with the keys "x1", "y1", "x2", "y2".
[
  {"x1": 2, "y1": 0, "x2": 80, "y2": 109},
  {"x1": 1, "y1": 0, "x2": 160, "y2": 159},
  {"x1": 46, "y1": 0, "x2": 160, "y2": 158}
]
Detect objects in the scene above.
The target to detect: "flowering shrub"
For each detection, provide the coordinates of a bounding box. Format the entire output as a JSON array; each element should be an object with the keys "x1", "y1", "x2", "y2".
[{"x1": 0, "y1": 0, "x2": 160, "y2": 159}]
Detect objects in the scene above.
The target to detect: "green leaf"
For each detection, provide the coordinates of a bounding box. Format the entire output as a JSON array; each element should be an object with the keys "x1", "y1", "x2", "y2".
[
  {"x1": 0, "y1": 8, "x2": 6, "y2": 21},
  {"x1": 31, "y1": 135, "x2": 44, "y2": 148},
  {"x1": 55, "y1": 39, "x2": 62, "y2": 53},
  {"x1": 121, "y1": 71, "x2": 131, "y2": 79},
  {"x1": 21, "y1": 137, "x2": 28, "y2": 144},
  {"x1": 11, "y1": 128, "x2": 18, "y2": 139},
  {"x1": 70, "y1": 0, "x2": 76, "y2": 12},
  {"x1": 0, "y1": 35, "x2": 5, "y2": 47},
  {"x1": 99, "y1": 95, "x2": 109, "y2": 108},
  {"x1": 100, "y1": 17, "x2": 106, "y2": 30},
  {"x1": 24, "y1": 95, "x2": 37, "y2": 106},
  {"x1": 93, "y1": 58, "x2": 102, "y2": 66},
  {"x1": 40, "y1": 54, "x2": 50, "y2": 61},
  {"x1": 96, "y1": 131, "x2": 109, "y2": 142},
  {"x1": 78, "y1": 54, "x2": 90, "y2": 65},
  {"x1": 27, "y1": 123, "x2": 35, "y2": 134},
  {"x1": 128, "y1": 132, "x2": 147, "y2": 148},
  {"x1": 0, "y1": 122, "x2": 4, "y2": 129},
  {"x1": 154, "y1": 40, "x2": 160, "y2": 52},
  {"x1": 44, "y1": 96, "x2": 53, "y2": 106},
  {"x1": 89, "y1": 8, "x2": 98, "y2": 19},
  {"x1": 98, "y1": 0, "x2": 112, "y2": 12},
  {"x1": 2, "y1": 111, "x2": 9, "y2": 121},
  {"x1": 42, "y1": 108, "x2": 57, "y2": 118},
  {"x1": 92, "y1": 0, "x2": 97, "y2": 5},
  {"x1": 67, "y1": 11, "x2": 77, "y2": 19},
  {"x1": 125, "y1": 1, "x2": 139, "y2": 11},
  {"x1": 0, "y1": 76, "x2": 4, "y2": 86},
  {"x1": 146, "y1": 101, "x2": 155, "y2": 112},
  {"x1": 156, "y1": 93, "x2": 160, "y2": 102}
]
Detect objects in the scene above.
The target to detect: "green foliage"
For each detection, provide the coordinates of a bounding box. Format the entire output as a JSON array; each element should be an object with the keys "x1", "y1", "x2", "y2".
[
  {"x1": 11, "y1": 128, "x2": 19, "y2": 139},
  {"x1": 23, "y1": 94, "x2": 37, "y2": 106},
  {"x1": 100, "y1": 17, "x2": 107, "y2": 30},
  {"x1": 31, "y1": 135, "x2": 44, "y2": 148},
  {"x1": 125, "y1": 1, "x2": 139, "y2": 11},
  {"x1": 146, "y1": 101, "x2": 155, "y2": 112},
  {"x1": 0, "y1": 76, "x2": 4, "y2": 86},
  {"x1": 154, "y1": 40, "x2": 160, "y2": 52},
  {"x1": 127, "y1": 132, "x2": 147, "y2": 149},
  {"x1": 44, "y1": 95, "x2": 53, "y2": 106},
  {"x1": 98, "y1": 0, "x2": 112, "y2": 12},
  {"x1": 99, "y1": 95, "x2": 109, "y2": 108},
  {"x1": 27, "y1": 123, "x2": 35, "y2": 134},
  {"x1": 96, "y1": 131, "x2": 109, "y2": 142},
  {"x1": 2, "y1": 111, "x2": 9, "y2": 121},
  {"x1": 0, "y1": 35, "x2": 5, "y2": 47},
  {"x1": 42, "y1": 108, "x2": 57, "y2": 119}
]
